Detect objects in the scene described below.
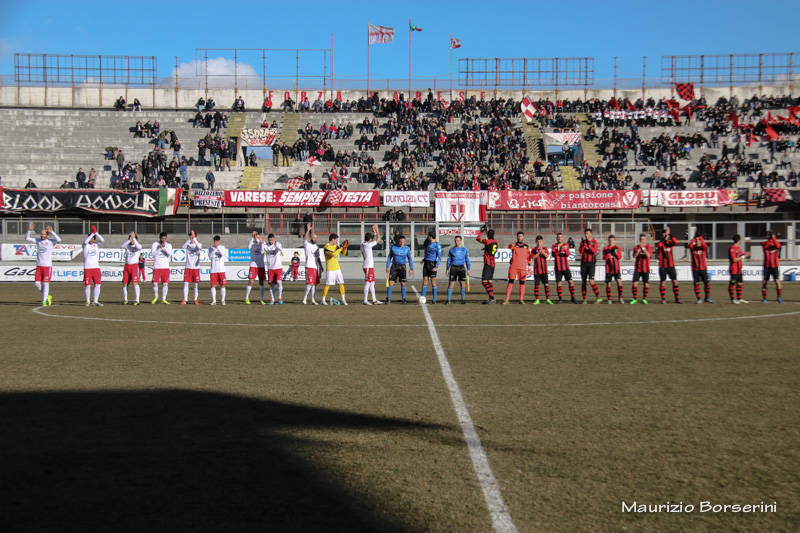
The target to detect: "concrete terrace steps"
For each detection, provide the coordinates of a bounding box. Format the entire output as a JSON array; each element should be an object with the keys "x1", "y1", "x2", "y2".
[
  {"x1": 559, "y1": 166, "x2": 582, "y2": 190},
  {"x1": 239, "y1": 167, "x2": 263, "y2": 190},
  {"x1": 577, "y1": 113, "x2": 602, "y2": 167},
  {"x1": 523, "y1": 122, "x2": 545, "y2": 162}
]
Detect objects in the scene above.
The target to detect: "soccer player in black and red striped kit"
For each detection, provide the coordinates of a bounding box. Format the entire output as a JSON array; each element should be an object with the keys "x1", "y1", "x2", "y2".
[
  {"x1": 578, "y1": 228, "x2": 602, "y2": 304},
  {"x1": 656, "y1": 226, "x2": 682, "y2": 304},
  {"x1": 728, "y1": 234, "x2": 749, "y2": 304},
  {"x1": 476, "y1": 226, "x2": 498, "y2": 304},
  {"x1": 602, "y1": 235, "x2": 624, "y2": 304},
  {"x1": 688, "y1": 231, "x2": 713, "y2": 304},
  {"x1": 761, "y1": 232, "x2": 783, "y2": 303},
  {"x1": 552, "y1": 233, "x2": 577, "y2": 304},
  {"x1": 631, "y1": 233, "x2": 653, "y2": 304}
]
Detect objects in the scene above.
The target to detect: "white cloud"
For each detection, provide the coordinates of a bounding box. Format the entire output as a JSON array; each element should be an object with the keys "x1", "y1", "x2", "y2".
[{"x1": 173, "y1": 57, "x2": 259, "y2": 81}]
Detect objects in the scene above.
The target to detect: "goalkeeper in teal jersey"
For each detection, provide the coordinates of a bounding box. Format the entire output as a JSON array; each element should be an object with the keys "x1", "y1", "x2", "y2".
[
  {"x1": 385, "y1": 235, "x2": 414, "y2": 304},
  {"x1": 420, "y1": 230, "x2": 443, "y2": 303},
  {"x1": 446, "y1": 236, "x2": 471, "y2": 304}
]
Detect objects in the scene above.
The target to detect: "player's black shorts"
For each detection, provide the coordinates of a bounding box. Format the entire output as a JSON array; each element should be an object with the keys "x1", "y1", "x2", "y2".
[
  {"x1": 632, "y1": 271, "x2": 650, "y2": 283},
  {"x1": 692, "y1": 270, "x2": 709, "y2": 283},
  {"x1": 449, "y1": 265, "x2": 467, "y2": 282},
  {"x1": 422, "y1": 260, "x2": 438, "y2": 278},
  {"x1": 605, "y1": 271, "x2": 621, "y2": 283},
  {"x1": 555, "y1": 269, "x2": 572, "y2": 282},
  {"x1": 534, "y1": 273, "x2": 549, "y2": 285},
  {"x1": 659, "y1": 266, "x2": 677, "y2": 282},
  {"x1": 580, "y1": 262, "x2": 596, "y2": 281},
  {"x1": 481, "y1": 264, "x2": 495, "y2": 281},
  {"x1": 730, "y1": 274, "x2": 743, "y2": 283},
  {"x1": 763, "y1": 267, "x2": 779, "y2": 281},
  {"x1": 389, "y1": 264, "x2": 407, "y2": 283}
]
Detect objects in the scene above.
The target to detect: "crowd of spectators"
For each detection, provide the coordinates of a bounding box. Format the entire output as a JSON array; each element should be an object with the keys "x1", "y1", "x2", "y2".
[{"x1": 97, "y1": 91, "x2": 799, "y2": 193}]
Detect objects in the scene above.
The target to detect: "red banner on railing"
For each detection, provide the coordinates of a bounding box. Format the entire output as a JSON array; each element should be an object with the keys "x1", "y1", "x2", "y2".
[
  {"x1": 224, "y1": 190, "x2": 379, "y2": 207},
  {"x1": 487, "y1": 190, "x2": 640, "y2": 210},
  {"x1": 641, "y1": 189, "x2": 733, "y2": 207}
]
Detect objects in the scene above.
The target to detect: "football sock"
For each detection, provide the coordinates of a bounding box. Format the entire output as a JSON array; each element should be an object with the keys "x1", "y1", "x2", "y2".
[
  {"x1": 259, "y1": 285, "x2": 265, "y2": 300},
  {"x1": 134, "y1": 285, "x2": 140, "y2": 301},
  {"x1": 591, "y1": 281, "x2": 600, "y2": 297},
  {"x1": 606, "y1": 284, "x2": 612, "y2": 299},
  {"x1": 581, "y1": 282, "x2": 587, "y2": 298},
  {"x1": 211, "y1": 287, "x2": 217, "y2": 302},
  {"x1": 694, "y1": 283, "x2": 701, "y2": 299},
  {"x1": 123, "y1": 286, "x2": 128, "y2": 301},
  {"x1": 401, "y1": 285, "x2": 407, "y2": 299},
  {"x1": 220, "y1": 287, "x2": 226, "y2": 302},
  {"x1": 364, "y1": 283, "x2": 370, "y2": 300},
  {"x1": 672, "y1": 284, "x2": 680, "y2": 300},
  {"x1": 519, "y1": 285, "x2": 525, "y2": 301},
  {"x1": 643, "y1": 285, "x2": 649, "y2": 299},
  {"x1": 728, "y1": 283, "x2": 735, "y2": 299},
  {"x1": 660, "y1": 285, "x2": 667, "y2": 300},
  {"x1": 153, "y1": 284, "x2": 159, "y2": 299},
  {"x1": 632, "y1": 285, "x2": 638, "y2": 299},
  {"x1": 432, "y1": 286, "x2": 438, "y2": 301},
  {"x1": 447, "y1": 287, "x2": 453, "y2": 302},
  {"x1": 323, "y1": 285, "x2": 330, "y2": 299},
  {"x1": 557, "y1": 286, "x2": 563, "y2": 300},
  {"x1": 617, "y1": 284, "x2": 623, "y2": 299},
  {"x1": 42, "y1": 283, "x2": 49, "y2": 301},
  {"x1": 762, "y1": 286, "x2": 767, "y2": 300},
  {"x1": 506, "y1": 283, "x2": 514, "y2": 301},
  {"x1": 387, "y1": 285, "x2": 394, "y2": 300},
  {"x1": 162, "y1": 284, "x2": 169, "y2": 300},
  {"x1": 569, "y1": 285, "x2": 575, "y2": 299},
  {"x1": 93, "y1": 284, "x2": 101, "y2": 303},
  {"x1": 245, "y1": 285, "x2": 252, "y2": 299},
  {"x1": 338, "y1": 284, "x2": 345, "y2": 297},
  {"x1": 534, "y1": 285, "x2": 540, "y2": 299},
  {"x1": 544, "y1": 285, "x2": 551, "y2": 298},
  {"x1": 183, "y1": 282, "x2": 190, "y2": 301},
  {"x1": 460, "y1": 287, "x2": 466, "y2": 301},
  {"x1": 704, "y1": 282, "x2": 710, "y2": 299},
  {"x1": 85, "y1": 285, "x2": 91, "y2": 303},
  {"x1": 369, "y1": 281, "x2": 376, "y2": 301}
]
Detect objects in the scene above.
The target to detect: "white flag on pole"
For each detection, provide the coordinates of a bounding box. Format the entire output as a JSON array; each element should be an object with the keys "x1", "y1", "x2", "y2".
[{"x1": 368, "y1": 24, "x2": 395, "y2": 44}]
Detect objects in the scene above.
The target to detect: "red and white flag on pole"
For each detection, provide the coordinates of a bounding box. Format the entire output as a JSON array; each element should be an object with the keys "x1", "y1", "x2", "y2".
[
  {"x1": 368, "y1": 24, "x2": 395, "y2": 44},
  {"x1": 306, "y1": 156, "x2": 321, "y2": 167},
  {"x1": 520, "y1": 97, "x2": 538, "y2": 122},
  {"x1": 450, "y1": 37, "x2": 462, "y2": 49}
]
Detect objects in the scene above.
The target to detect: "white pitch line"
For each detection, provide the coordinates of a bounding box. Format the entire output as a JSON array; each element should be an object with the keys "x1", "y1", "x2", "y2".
[
  {"x1": 31, "y1": 306, "x2": 800, "y2": 329},
  {"x1": 412, "y1": 287, "x2": 518, "y2": 533}
]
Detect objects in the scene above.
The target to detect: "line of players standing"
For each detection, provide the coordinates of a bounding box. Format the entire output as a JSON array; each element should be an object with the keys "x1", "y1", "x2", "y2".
[{"x1": 24, "y1": 222, "x2": 785, "y2": 307}]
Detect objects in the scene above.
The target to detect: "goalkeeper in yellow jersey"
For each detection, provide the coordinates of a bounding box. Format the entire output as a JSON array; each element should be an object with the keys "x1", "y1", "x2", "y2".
[{"x1": 322, "y1": 233, "x2": 349, "y2": 305}]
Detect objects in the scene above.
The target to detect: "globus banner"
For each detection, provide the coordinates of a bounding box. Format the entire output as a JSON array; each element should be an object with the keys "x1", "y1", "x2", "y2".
[
  {"x1": 1, "y1": 243, "x2": 81, "y2": 261},
  {"x1": 224, "y1": 190, "x2": 379, "y2": 207},
  {"x1": 383, "y1": 190, "x2": 430, "y2": 207},
  {"x1": 487, "y1": 190, "x2": 640, "y2": 210},
  {"x1": 641, "y1": 189, "x2": 734, "y2": 207}
]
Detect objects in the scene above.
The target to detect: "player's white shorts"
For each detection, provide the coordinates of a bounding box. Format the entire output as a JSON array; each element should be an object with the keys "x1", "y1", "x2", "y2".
[{"x1": 326, "y1": 269, "x2": 344, "y2": 285}]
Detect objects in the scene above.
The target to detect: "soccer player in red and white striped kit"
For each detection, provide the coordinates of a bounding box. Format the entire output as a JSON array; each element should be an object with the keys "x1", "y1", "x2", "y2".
[
  {"x1": 602, "y1": 235, "x2": 623, "y2": 304},
  {"x1": 531, "y1": 235, "x2": 553, "y2": 305},
  {"x1": 688, "y1": 231, "x2": 713, "y2": 304},
  {"x1": 761, "y1": 232, "x2": 783, "y2": 303},
  {"x1": 656, "y1": 227, "x2": 682, "y2": 304}
]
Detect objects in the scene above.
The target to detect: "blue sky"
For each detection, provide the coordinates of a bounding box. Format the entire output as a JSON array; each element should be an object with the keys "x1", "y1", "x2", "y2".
[{"x1": 1, "y1": 0, "x2": 797, "y2": 87}]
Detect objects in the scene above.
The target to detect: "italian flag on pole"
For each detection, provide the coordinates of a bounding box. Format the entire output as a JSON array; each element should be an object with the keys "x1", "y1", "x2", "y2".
[{"x1": 409, "y1": 21, "x2": 422, "y2": 31}]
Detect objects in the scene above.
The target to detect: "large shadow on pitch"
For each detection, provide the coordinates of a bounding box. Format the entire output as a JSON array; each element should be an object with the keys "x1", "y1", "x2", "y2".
[{"x1": 0, "y1": 390, "x2": 446, "y2": 532}]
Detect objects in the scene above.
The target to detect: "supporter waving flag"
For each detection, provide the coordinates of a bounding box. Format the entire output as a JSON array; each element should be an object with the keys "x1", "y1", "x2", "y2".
[{"x1": 676, "y1": 82, "x2": 695, "y2": 101}]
